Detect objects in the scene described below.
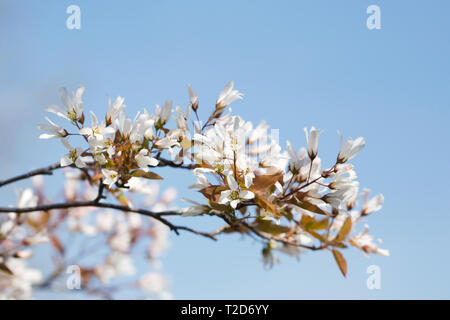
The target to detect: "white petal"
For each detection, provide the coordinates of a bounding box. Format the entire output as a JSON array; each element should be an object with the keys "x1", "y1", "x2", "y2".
[
  {"x1": 230, "y1": 199, "x2": 240, "y2": 209},
  {"x1": 239, "y1": 190, "x2": 255, "y2": 200},
  {"x1": 45, "y1": 104, "x2": 68, "y2": 120},
  {"x1": 226, "y1": 175, "x2": 239, "y2": 190},
  {"x1": 60, "y1": 155, "x2": 73, "y2": 167}
]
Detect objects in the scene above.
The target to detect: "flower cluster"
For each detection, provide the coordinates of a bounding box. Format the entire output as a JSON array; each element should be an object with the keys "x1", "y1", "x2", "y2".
[{"x1": 185, "y1": 102, "x2": 388, "y2": 273}]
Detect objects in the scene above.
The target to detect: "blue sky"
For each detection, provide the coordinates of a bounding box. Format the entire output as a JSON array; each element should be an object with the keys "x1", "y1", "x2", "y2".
[{"x1": 1, "y1": 0, "x2": 449, "y2": 299}]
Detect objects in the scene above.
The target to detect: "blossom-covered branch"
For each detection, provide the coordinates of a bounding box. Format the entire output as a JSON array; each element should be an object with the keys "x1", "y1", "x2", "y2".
[{"x1": 0, "y1": 81, "x2": 388, "y2": 299}]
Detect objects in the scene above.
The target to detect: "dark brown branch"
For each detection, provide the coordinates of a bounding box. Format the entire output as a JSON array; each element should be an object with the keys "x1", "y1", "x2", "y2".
[
  {"x1": 241, "y1": 221, "x2": 324, "y2": 251},
  {"x1": 0, "y1": 201, "x2": 216, "y2": 241},
  {"x1": 94, "y1": 180, "x2": 106, "y2": 203},
  {"x1": 216, "y1": 213, "x2": 323, "y2": 251},
  {"x1": 0, "y1": 163, "x2": 62, "y2": 188},
  {"x1": 0, "y1": 156, "x2": 195, "y2": 190},
  {"x1": 156, "y1": 157, "x2": 196, "y2": 170}
]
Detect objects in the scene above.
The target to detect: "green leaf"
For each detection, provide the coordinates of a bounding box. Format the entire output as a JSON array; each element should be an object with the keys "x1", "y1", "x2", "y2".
[
  {"x1": 332, "y1": 249, "x2": 347, "y2": 277},
  {"x1": 131, "y1": 170, "x2": 163, "y2": 180}
]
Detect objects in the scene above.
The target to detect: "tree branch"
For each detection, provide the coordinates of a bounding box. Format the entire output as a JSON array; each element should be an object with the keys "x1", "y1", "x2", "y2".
[
  {"x1": 0, "y1": 163, "x2": 62, "y2": 188},
  {"x1": 0, "y1": 201, "x2": 216, "y2": 241},
  {"x1": 0, "y1": 157, "x2": 195, "y2": 190}
]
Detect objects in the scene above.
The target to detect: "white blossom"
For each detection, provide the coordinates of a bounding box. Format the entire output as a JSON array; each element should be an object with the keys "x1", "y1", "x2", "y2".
[
  {"x1": 362, "y1": 189, "x2": 384, "y2": 215},
  {"x1": 337, "y1": 132, "x2": 366, "y2": 163},
  {"x1": 216, "y1": 80, "x2": 243, "y2": 109},
  {"x1": 219, "y1": 175, "x2": 254, "y2": 209},
  {"x1": 37, "y1": 117, "x2": 67, "y2": 139},
  {"x1": 102, "y1": 169, "x2": 119, "y2": 187},
  {"x1": 155, "y1": 100, "x2": 173, "y2": 126},
  {"x1": 60, "y1": 138, "x2": 89, "y2": 168},
  {"x1": 106, "y1": 96, "x2": 126, "y2": 124},
  {"x1": 350, "y1": 225, "x2": 389, "y2": 256},
  {"x1": 79, "y1": 111, "x2": 115, "y2": 141},
  {"x1": 135, "y1": 149, "x2": 159, "y2": 169},
  {"x1": 188, "y1": 84, "x2": 198, "y2": 111},
  {"x1": 304, "y1": 126, "x2": 321, "y2": 159},
  {"x1": 45, "y1": 86, "x2": 85, "y2": 122}
]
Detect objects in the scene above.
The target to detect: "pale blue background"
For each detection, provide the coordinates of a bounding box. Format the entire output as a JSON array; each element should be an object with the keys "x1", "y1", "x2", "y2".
[{"x1": 1, "y1": 0, "x2": 449, "y2": 299}]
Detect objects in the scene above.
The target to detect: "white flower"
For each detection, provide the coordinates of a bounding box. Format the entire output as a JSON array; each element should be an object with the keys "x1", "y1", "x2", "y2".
[
  {"x1": 95, "y1": 252, "x2": 135, "y2": 284},
  {"x1": 106, "y1": 96, "x2": 126, "y2": 124},
  {"x1": 79, "y1": 111, "x2": 115, "y2": 140},
  {"x1": 135, "y1": 149, "x2": 159, "y2": 169},
  {"x1": 236, "y1": 156, "x2": 256, "y2": 188},
  {"x1": 154, "y1": 130, "x2": 181, "y2": 149},
  {"x1": 175, "y1": 106, "x2": 188, "y2": 131},
  {"x1": 181, "y1": 205, "x2": 209, "y2": 217},
  {"x1": 286, "y1": 141, "x2": 308, "y2": 172},
  {"x1": 0, "y1": 258, "x2": 42, "y2": 299},
  {"x1": 304, "y1": 126, "x2": 321, "y2": 159},
  {"x1": 188, "y1": 84, "x2": 198, "y2": 111},
  {"x1": 96, "y1": 211, "x2": 115, "y2": 232},
  {"x1": 155, "y1": 100, "x2": 173, "y2": 126},
  {"x1": 216, "y1": 80, "x2": 243, "y2": 109},
  {"x1": 60, "y1": 138, "x2": 89, "y2": 168},
  {"x1": 248, "y1": 121, "x2": 269, "y2": 144},
  {"x1": 350, "y1": 225, "x2": 389, "y2": 256},
  {"x1": 362, "y1": 189, "x2": 384, "y2": 215},
  {"x1": 16, "y1": 188, "x2": 38, "y2": 209},
  {"x1": 322, "y1": 185, "x2": 359, "y2": 209},
  {"x1": 115, "y1": 111, "x2": 132, "y2": 138},
  {"x1": 219, "y1": 175, "x2": 254, "y2": 209},
  {"x1": 180, "y1": 198, "x2": 210, "y2": 217},
  {"x1": 102, "y1": 169, "x2": 119, "y2": 188},
  {"x1": 125, "y1": 178, "x2": 158, "y2": 197},
  {"x1": 37, "y1": 117, "x2": 67, "y2": 139},
  {"x1": 188, "y1": 168, "x2": 212, "y2": 189},
  {"x1": 329, "y1": 175, "x2": 359, "y2": 191},
  {"x1": 260, "y1": 143, "x2": 289, "y2": 171},
  {"x1": 45, "y1": 86, "x2": 85, "y2": 122},
  {"x1": 337, "y1": 132, "x2": 366, "y2": 163},
  {"x1": 138, "y1": 272, "x2": 169, "y2": 296}
]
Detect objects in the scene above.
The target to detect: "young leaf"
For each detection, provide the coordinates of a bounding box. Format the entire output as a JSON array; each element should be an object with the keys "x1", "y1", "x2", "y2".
[
  {"x1": 255, "y1": 220, "x2": 291, "y2": 235},
  {"x1": 305, "y1": 217, "x2": 329, "y2": 231},
  {"x1": 291, "y1": 198, "x2": 332, "y2": 217},
  {"x1": 200, "y1": 185, "x2": 227, "y2": 203},
  {"x1": 131, "y1": 170, "x2": 163, "y2": 180},
  {"x1": 336, "y1": 217, "x2": 352, "y2": 242},
  {"x1": 50, "y1": 235, "x2": 65, "y2": 255},
  {"x1": 252, "y1": 172, "x2": 283, "y2": 191},
  {"x1": 332, "y1": 249, "x2": 347, "y2": 277},
  {"x1": 255, "y1": 192, "x2": 279, "y2": 216}
]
